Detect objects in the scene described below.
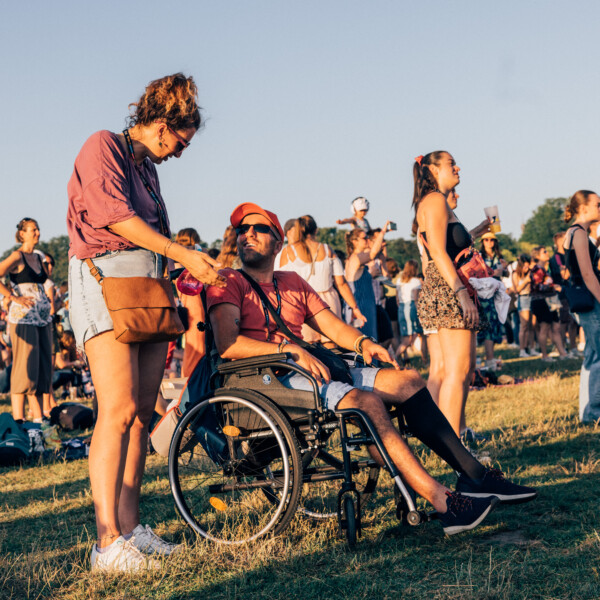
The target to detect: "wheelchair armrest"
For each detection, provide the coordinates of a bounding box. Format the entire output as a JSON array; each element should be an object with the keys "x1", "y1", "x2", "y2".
[{"x1": 216, "y1": 352, "x2": 293, "y2": 374}]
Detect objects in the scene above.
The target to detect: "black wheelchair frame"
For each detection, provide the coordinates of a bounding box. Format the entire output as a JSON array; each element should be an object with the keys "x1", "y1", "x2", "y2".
[{"x1": 167, "y1": 290, "x2": 435, "y2": 547}]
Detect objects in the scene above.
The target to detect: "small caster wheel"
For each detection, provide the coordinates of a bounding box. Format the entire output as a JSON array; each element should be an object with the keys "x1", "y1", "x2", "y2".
[
  {"x1": 406, "y1": 510, "x2": 421, "y2": 526},
  {"x1": 344, "y1": 495, "x2": 357, "y2": 548}
]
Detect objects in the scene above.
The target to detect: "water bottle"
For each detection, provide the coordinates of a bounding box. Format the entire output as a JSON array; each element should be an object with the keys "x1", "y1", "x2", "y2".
[{"x1": 176, "y1": 269, "x2": 203, "y2": 296}]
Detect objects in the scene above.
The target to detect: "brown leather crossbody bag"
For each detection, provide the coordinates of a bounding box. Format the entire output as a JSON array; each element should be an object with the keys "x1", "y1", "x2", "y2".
[{"x1": 85, "y1": 258, "x2": 184, "y2": 344}]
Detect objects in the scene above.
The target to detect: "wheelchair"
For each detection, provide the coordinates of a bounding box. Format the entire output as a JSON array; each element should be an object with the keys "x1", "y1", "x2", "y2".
[{"x1": 167, "y1": 345, "x2": 437, "y2": 547}]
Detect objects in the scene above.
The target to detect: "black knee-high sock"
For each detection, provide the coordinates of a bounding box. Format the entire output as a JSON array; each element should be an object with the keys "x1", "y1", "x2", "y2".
[{"x1": 399, "y1": 387, "x2": 485, "y2": 481}]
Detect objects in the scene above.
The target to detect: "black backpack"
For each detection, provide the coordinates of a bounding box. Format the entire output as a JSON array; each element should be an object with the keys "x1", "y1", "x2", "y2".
[
  {"x1": 0, "y1": 413, "x2": 31, "y2": 466},
  {"x1": 50, "y1": 403, "x2": 94, "y2": 431}
]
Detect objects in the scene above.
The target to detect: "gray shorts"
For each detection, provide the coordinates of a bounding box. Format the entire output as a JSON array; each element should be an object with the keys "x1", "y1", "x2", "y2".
[
  {"x1": 68, "y1": 248, "x2": 164, "y2": 352},
  {"x1": 279, "y1": 362, "x2": 380, "y2": 411}
]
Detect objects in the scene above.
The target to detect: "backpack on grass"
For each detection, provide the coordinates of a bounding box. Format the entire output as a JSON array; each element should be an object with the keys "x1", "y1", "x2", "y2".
[
  {"x1": 50, "y1": 402, "x2": 94, "y2": 431},
  {"x1": 0, "y1": 413, "x2": 31, "y2": 466}
]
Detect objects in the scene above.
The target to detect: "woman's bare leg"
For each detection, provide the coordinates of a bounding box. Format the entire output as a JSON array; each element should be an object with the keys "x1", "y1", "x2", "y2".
[
  {"x1": 437, "y1": 328, "x2": 474, "y2": 436},
  {"x1": 426, "y1": 333, "x2": 444, "y2": 405},
  {"x1": 85, "y1": 331, "x2": 166, "y2": 548},
  {"x1": 460, "y1": 333, "x2": 477, "y2": 433},
  {"x1": 118, "y1": 342, "x2": 168, "y2": 535},
  {"x1": 551, "y1": 322, "x2": 567, "y2": 357},
  {"x1": 538, "y1": 322, "x2": 550, "y2": 358}
]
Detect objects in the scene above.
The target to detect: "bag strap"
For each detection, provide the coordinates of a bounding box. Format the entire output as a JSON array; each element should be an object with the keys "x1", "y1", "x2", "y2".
[
  {"x1": 85, "y1": 258, "x2": 103, "y2": 284},
  {"x1": 237, "y1": 270, "x2": 309, "y2": 348},
  {"x1": 84, "y1": 254, "x2": 167, "y2": 285},
  {"x1": 122, "y1": 129, "x2": 170, "y2": 239}
]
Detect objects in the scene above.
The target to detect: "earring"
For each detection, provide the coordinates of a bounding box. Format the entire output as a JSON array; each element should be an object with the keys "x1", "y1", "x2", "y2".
[{"x1": 159, "y1": 141, "x2": 163, "y2": 148}]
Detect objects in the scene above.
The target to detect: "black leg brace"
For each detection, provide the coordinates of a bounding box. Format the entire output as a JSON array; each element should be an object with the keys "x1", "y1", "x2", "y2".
[{"x1": 399, "y1": 387, "x2": 485, "y2": 481}]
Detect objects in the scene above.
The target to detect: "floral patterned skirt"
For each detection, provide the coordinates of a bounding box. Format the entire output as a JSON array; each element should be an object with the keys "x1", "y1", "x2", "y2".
[{"x1": 417, "y1": 263, "x2": 488, "y2": 333}]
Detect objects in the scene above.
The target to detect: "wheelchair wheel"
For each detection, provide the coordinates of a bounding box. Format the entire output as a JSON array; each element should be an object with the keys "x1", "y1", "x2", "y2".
[
  {"x1": 169, "y1": 391, "x2": 302, "y2": 544},
  {"x1": 299, "y1": 422, "x2": 380, "y2": 520}
]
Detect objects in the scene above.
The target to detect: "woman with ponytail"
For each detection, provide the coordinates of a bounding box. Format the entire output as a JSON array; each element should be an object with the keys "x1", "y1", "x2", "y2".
[
  {"x1": 413, "y1": 152, "x2": 484, "y2": 438},
  {"x1": 563, "y1": 190, "x2": 600, "y2": 422}
]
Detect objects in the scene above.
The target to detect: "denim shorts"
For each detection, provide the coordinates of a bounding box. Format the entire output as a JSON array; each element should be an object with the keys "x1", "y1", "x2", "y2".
[
  {"x1": 68, "y1": 248, "x2": 164, "y2": 351},
  {"x1": 278, "y1": 361, "x2": 380, "y2": 411},
  {"x1": 517, "y1": 294, "x2": 532, "y2": 312}
]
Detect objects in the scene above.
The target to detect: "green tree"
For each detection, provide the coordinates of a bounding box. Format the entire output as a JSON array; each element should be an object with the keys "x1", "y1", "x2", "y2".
[
  {"x1": 316, "y1": 227, "x2": 348, "y2": 253},
  {"x1": 385, "y1": 238, "x2": 420, "y2": 267},
  {"x1": 520, "y1": 197, "x2": 568, "y2": 247}
]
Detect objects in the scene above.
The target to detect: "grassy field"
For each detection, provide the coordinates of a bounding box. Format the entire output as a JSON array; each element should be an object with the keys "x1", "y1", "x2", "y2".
[{"x1": 1, "y1": 347, "x2": 600, "y2": 599}]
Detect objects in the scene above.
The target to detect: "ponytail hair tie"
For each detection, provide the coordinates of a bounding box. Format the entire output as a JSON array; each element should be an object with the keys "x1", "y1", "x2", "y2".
[{"x1": 415, "y1": 155, "x2": 423, "y2": 166}]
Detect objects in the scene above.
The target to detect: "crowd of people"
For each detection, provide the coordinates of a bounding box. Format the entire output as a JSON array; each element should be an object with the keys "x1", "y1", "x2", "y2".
[{"x1": 1, "y1": 72, "x2": 599, "y2": 573}]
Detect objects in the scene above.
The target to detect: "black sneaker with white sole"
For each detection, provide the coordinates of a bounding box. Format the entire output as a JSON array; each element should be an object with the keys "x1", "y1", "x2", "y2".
[
  {"x1": 456, "y1": 468, "x2": 537, "y2": 504},
  {"x1": 439, "y1": 492, "x2": 498, "y2": 535}
]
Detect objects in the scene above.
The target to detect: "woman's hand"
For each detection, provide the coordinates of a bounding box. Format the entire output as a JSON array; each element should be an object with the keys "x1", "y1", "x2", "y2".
[
  {"x1": 181, "y1": 249, "x2": 227, "y2": 288},
  {"x1": 469, "y1": 218, "x2": 492, "y2": 239},
  {"x1": 351, "y1": 306, "x2": 367, "y2": 326},
  {"x1": 11, "y1": 295, "x2": 35, "y2": 309},
  {"x1": 361, "y1": 340, "x2": 401, "y2": 370},
  {"x1": 287, "y1": 343, "x2": 331, "y2": 383},
  {"x1": 457, "y1": 288, "x2": 479, "y2": 327}
]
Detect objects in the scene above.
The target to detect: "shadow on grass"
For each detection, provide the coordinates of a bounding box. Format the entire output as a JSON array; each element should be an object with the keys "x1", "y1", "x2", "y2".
[{"x1": 137, "y1": 470, "x2": 600, "y2": 600}]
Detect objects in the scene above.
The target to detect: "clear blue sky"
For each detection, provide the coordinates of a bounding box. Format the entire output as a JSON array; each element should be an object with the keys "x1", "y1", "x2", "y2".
[{"x1": 1, "y1": 1, "x2": 598, "y2": 248}]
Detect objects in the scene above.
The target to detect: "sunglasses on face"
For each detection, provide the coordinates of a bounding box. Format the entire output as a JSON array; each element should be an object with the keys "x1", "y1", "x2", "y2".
[
  {"x1": 166, "y1": 125, "x2": 190, "y2": 153},
  {"x1": 235, "y1": 224, "x2": 274, "y2": 236}
]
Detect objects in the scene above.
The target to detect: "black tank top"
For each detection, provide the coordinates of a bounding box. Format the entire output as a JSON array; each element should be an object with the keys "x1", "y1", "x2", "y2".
[
  {"x1": 9, "y1": 252, "x2": 47, "y2": 285},
  {"x1": 422, "y1": 222, "x2": 472, "y2": 261},
  {"x1": 565, "y1": 224, "x2": 600, "y2": 284}
]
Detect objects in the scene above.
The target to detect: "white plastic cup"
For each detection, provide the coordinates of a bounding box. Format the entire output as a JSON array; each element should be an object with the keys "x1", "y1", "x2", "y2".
[{"x1": 484, "y1": 205, "x2": 501, "y2": 233}]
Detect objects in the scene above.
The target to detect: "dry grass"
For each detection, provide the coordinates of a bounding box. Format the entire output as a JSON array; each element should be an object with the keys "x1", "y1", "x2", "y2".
[{"x1": 1, "y1": 351, "x2": 599, "y2": 599}]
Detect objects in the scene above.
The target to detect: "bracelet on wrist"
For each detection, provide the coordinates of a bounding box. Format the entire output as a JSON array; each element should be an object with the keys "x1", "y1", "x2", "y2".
[
  {"x1": 163, "y1": 239, "x2": 174, "y2": 258},
  {"x1": 353, "y1": 334, "x2": 368, "y2": 354},
  {"x1": 278, "y1": 339, "x2": 290, "y2": 354},
  {"x1": 455, "y1": 286, "x2": 467, "y2": 294},
  {"x1": 358, "y1": 336, "x2": 376, "y2": 354}
]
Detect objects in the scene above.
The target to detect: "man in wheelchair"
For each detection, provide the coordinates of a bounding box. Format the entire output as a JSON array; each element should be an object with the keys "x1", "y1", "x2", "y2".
[{"x1": 206, "y1": 202, "x2": 536, "y2": 535}]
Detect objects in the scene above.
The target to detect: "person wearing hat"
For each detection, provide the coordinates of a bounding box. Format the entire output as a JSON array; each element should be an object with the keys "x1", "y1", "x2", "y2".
[
  {"x1": 336, "y1": 196, "x2": 372, "y2": 232},
  {"x1": 478, "y1": 233, "x2": 508, "y2": 371},
  {"x1": 206, "y1": 202, "x2": 537, "y2": 537}
]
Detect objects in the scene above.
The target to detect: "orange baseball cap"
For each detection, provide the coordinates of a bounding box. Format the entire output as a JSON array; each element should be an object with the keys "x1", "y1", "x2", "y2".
[{"x1": 230, "y1": 202, "x2": 284, "y2": 240}]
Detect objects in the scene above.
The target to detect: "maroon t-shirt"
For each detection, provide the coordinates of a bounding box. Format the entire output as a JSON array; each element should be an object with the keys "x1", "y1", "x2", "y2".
[
  {"x1": 206, "y1": 269, "x2": 329, "y2": 343},
  {"x1": 67, "y1": 130, "x2": 170, "y2": 259}
]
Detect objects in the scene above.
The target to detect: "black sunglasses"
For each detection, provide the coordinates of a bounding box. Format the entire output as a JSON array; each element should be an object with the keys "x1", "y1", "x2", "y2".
[{"x1": 235, "y1": 224, "x2": 274, "y2": 236}]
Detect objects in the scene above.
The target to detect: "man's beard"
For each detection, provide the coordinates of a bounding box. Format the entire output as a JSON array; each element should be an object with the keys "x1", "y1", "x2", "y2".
[{"x1": 239, "y1": 246, "x2": 272, "y2": 269}]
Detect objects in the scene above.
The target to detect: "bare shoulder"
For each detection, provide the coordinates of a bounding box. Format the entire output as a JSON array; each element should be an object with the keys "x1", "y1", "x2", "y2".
[
  {"x1": 419, "y1": 191, "x2": 447, "y2": 212},
  {"x1": 0, "y1": 250, "x2": 23, "y2": 270},
  {"x1": 417, "y1": 192, "x2": 448, "y2": 229}
]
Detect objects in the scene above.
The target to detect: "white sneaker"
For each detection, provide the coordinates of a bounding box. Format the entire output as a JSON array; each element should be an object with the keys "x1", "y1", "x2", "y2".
[
  {"x1": 91, "y1": 537, "x2": 161, "y2": 572},
  {"x1": 519, "y1": 349, "x2": 529, "y2": 358},
  {"x1": 130, "y1": 524, "x2": 182, "y2": 556},
  {"x1": 528, "y1": 348, "x2": 542, "y2": 357}
]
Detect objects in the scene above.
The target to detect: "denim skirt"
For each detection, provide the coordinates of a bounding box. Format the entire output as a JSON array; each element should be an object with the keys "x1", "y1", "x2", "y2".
[{"x1": 68, "y1": 248, "x2": 164, "y2": 351}]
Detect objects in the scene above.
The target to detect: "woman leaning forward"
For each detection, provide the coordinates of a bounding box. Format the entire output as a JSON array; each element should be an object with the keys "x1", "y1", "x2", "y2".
[{"x1": 66, "y1": 73, "x2": 225, "y2": 572}]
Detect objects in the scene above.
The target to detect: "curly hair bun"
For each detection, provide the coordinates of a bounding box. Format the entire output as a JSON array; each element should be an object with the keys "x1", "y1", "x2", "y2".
[{"x1": 129, "y1": 73, "x2": 202, "y2": 131}]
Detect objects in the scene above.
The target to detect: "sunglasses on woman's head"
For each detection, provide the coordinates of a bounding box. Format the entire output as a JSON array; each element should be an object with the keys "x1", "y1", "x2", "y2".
[{"x1": 235, "y1": 224, "x2": 274, "y2": 236}]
